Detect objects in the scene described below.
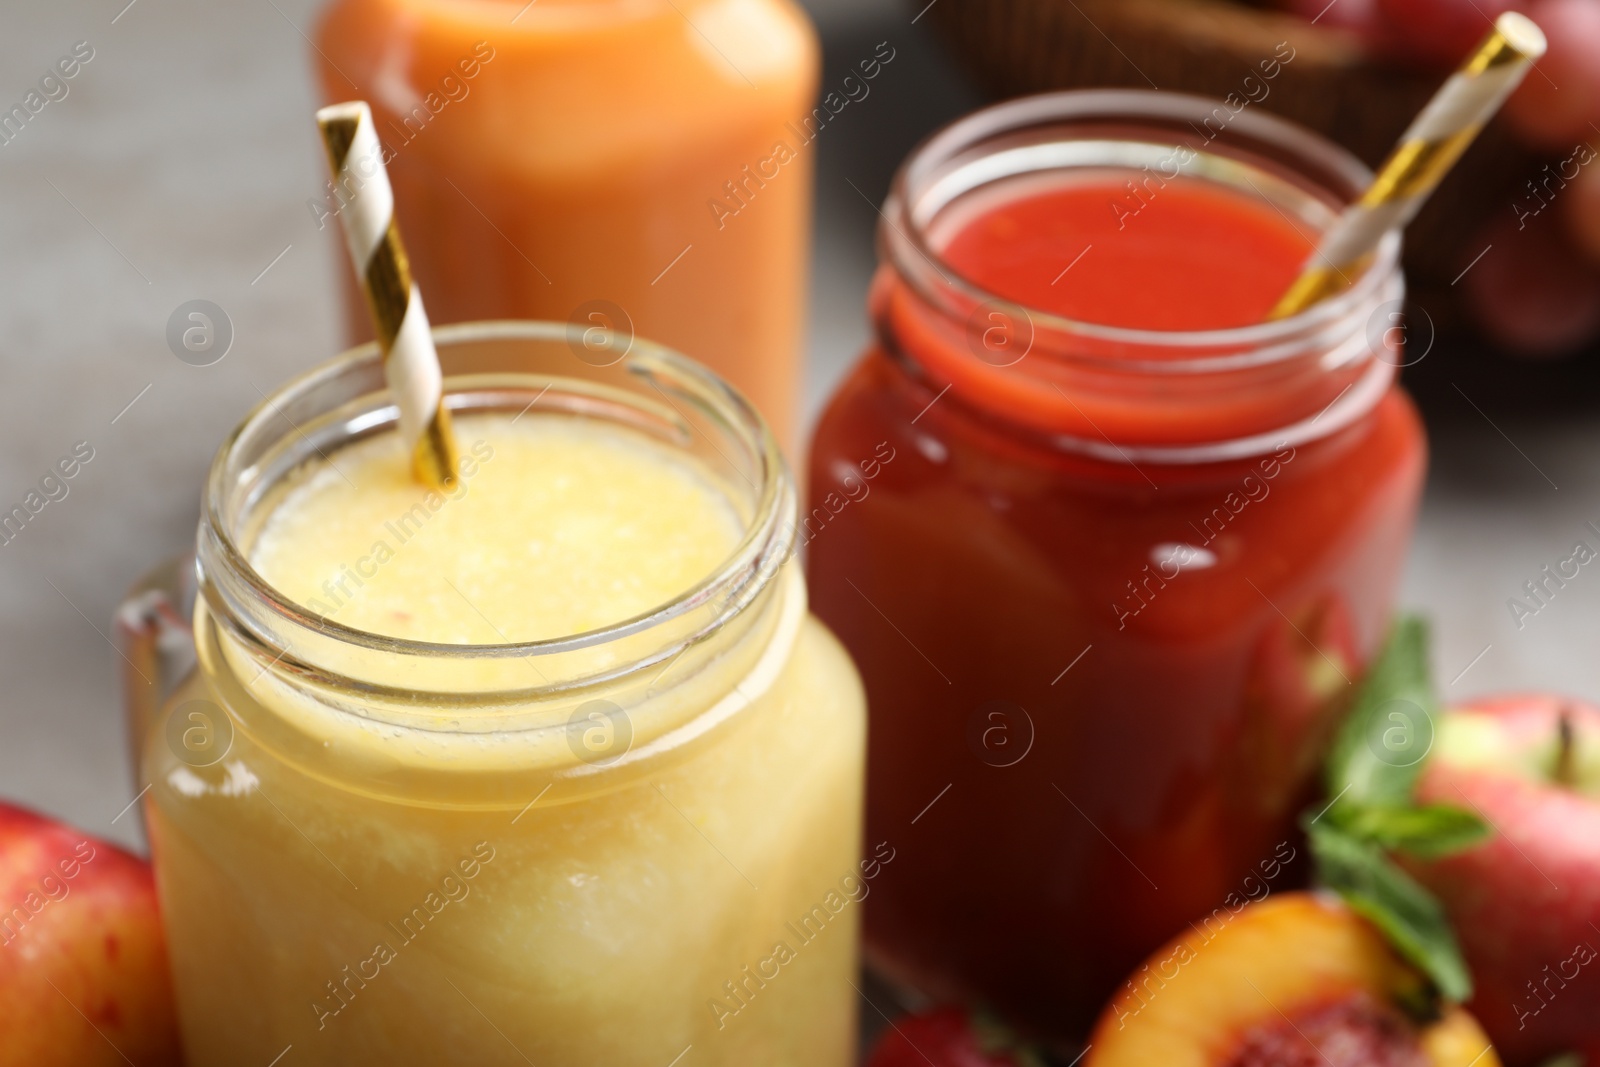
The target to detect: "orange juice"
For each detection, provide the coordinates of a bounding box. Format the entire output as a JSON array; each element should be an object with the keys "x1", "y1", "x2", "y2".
[{"x1": 313, "y1": 0, "x2": 819, "y2": 451}]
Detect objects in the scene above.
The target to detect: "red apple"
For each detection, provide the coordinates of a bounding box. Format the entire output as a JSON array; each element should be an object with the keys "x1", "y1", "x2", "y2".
[
  {"x1": 0, "y1": 802, "x2": 181, "y2": 1066},
  {"x1": 1464, "y1": 211, "x2": 1600, "y2": 358},
  {"x1": 1374, "y1": 0, "x2": 1526, "y2": 69},
  {"x1": 1501, "y1": 0, "x2": 1600, "y2": 153},
  {"x1": 1276, "y1": 0, "x2": 1395, "y2": 47},
  {"x1": 1407, "y1": 695, "x2": 1600, "y2": 1066},
  {"x1": 1566, "y1": 156, "x2": 1600, "y2": 264}
]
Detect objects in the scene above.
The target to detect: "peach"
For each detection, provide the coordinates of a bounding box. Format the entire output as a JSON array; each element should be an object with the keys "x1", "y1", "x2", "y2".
[{"x1": 1084, "y1": 892, "x2": 1499, "y2": 1067}]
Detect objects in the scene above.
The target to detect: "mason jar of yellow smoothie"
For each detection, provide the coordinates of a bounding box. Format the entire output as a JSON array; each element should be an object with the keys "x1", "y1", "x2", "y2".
[{"x1": 139, "y1": 322, "x2": 867, "y2": 1066}]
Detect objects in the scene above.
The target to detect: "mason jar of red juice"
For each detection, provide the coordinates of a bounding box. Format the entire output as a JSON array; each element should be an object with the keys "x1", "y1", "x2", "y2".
[{"x1": 806, "y1": 90, "x2": 1427, "y2": 1040}]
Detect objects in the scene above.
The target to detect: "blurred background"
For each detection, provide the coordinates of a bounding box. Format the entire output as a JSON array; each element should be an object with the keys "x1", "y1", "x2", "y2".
[{"x1": 2, "y1": 0, "x2": 1598, "y2": 851}]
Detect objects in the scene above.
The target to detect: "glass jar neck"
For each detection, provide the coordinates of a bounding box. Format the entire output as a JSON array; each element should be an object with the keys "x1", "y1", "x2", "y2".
[
  {"x1": 875, "y1": 89, "x2": 1406, "y2": 465},
  {"x1": 194, "y1": 321, "x2": 795, "y2": 735}
]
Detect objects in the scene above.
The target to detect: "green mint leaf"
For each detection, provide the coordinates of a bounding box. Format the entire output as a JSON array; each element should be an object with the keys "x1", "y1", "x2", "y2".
[
  {"x1": 1324, "y1": 616, "x2": 1437, "y2": 808},
  {"x1": 1532, "y1": 1055, "x2": 1586, "y2": 1067},
  {"x1": 971, "y1": 1008, "x2": 1048, "y2": 1067},
  {"x1": 1306, "y1": 819, "x2": 1473, "y2": 1002},
  {"x1": 1337, "y1": 803, "x2": 1492, "y2": 860}
]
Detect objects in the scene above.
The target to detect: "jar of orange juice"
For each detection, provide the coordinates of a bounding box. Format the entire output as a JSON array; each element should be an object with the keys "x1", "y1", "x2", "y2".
[{"x1": 312, "y1": 0, "x2": 819, "y2": 451}]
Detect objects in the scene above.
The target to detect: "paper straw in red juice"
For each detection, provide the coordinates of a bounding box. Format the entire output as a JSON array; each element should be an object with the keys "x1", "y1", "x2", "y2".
[{"x1": 1270, "y1": 13, "x2": 1547, "y2": 319}]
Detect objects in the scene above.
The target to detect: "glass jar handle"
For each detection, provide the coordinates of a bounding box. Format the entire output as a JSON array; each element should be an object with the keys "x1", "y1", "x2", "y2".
[{"x1": 113, "y1": 554, "x2": 197, "y2": 790}]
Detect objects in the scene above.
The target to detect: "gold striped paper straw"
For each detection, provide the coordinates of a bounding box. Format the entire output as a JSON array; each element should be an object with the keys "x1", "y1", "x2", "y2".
[
  {"x1": 1269, "y1": 12, "x2": 1547, "y2": 320},
  {"x1": 316, "y1": 101, "x2": 460, "y2": 488}
]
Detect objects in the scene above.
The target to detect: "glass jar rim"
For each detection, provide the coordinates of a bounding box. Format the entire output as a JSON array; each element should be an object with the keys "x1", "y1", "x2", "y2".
[
  {"x1": 197, "y1": 320, "x2": 794, "y2": 685},
  {"x1": 882, "y1": 87, "x2": 1403, "y2": 371}
]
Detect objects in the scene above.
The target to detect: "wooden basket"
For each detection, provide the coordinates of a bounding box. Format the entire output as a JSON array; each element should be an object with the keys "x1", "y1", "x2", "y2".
[{"x1": 923, "y1": 0, "x2": 1538, "y2": 333}]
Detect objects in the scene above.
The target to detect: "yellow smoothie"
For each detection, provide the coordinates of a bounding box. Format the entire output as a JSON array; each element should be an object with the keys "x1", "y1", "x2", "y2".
[
  {"x1": 145, "y1": 407, "x2": 866, "y2": 1067},
  {"x1": 250, "y1": 415, "x2": 743, "y2": 644}
]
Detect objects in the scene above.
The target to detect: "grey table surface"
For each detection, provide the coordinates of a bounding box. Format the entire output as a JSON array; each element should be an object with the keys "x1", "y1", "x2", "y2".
[{"x1": 1, "y1": 0, "x2": 1596, "y2": 853}]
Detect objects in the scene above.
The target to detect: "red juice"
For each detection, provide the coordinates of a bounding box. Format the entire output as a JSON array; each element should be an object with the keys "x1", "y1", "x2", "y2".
[
  {"x1": 805, "y1": 95, "x2": 1426, "y2": 1041},
  {"x1": 938, "y1": 174, "x2": 1312, "y2": 330}
]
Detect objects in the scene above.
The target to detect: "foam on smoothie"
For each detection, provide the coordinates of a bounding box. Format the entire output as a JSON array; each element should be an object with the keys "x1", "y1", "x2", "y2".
[{"x1": 249, "y1": 412, "x2": 743, "y2": 645}]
